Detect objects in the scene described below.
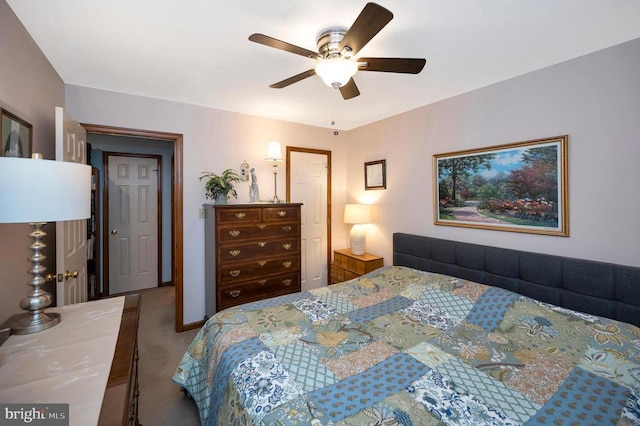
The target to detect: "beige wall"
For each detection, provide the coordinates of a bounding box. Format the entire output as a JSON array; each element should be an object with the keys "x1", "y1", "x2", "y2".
[
  {"x1": 65, "y1": 85, "x2": 350, "y2": 324},
  {"x1": 347, "y1": 38, "x2": 640, "y2": 270},
  {"x1": 0, "y1": 0, "x2": 65, "y2": 322},
  {"x1": 3, "y1": 0, "x2": 638, "y2": 326}
]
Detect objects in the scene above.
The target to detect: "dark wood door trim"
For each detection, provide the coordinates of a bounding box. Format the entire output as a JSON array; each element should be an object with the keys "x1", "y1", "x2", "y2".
[
  {"x1": 82, "y1": 124, "x2": 186, "y2": 332},
  {"x1": 285, "y1": 147, "x2": 332, "y2": 284}
]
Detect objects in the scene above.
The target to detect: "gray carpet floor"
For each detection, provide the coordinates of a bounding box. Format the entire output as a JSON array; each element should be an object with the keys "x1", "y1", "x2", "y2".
[{"x1": 136, "y1": 286, "x2": 201, "y2": 425}]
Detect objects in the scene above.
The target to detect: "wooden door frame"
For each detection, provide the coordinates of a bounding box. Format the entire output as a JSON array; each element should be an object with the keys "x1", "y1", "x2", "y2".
[
  {"x1": 285, "y1": 147, "x2": 332, "y2": 283},
  {"x1": 82, "y1": 124, "x2": 187, "y2": 332},
  {"x1": 103, "y1": 152, "x2": 162, "y2": 297}
]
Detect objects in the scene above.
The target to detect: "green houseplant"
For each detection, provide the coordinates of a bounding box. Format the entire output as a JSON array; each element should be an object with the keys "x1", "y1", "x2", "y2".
[{"x1": 200, "y1": 169, "x2": 241, "y2": 204}]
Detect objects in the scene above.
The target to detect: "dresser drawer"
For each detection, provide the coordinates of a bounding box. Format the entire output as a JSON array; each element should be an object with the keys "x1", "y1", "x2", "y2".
[
  {"x1": 218, "y1": 238, "x2": 300, "y2": 263},
  {"x1": 217, "y1": 222, "x2": 299, "y2": 243},
  {"x1": 216, "y1": 208, "x2": 261, "y2": 224},
  {"x1": 263, "y1": 206, "x2": 300, "y2": 221},
  {"x1": 217, "y1": 272, "x2": 300, "y2": 310},
  {"x1": 218, "y1": 254, "x2": 300, "y2": 284}
]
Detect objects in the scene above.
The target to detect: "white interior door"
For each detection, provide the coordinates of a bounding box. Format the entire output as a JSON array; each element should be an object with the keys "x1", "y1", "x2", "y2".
[
  {"x1": 289, "y1": 151, "x2": 329, "y2": 290},
  {"x1": 55, "y1": 106, "x2": 88, "y2": 306},
  {"x1": 107, "y1": 155, "x2": 159, "y2": 294}
]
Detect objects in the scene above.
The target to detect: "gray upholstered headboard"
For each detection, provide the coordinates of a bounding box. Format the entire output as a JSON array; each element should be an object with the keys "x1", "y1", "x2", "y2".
[{"x1": 393, "y1": 233, "x2": 640, "y2": 327}]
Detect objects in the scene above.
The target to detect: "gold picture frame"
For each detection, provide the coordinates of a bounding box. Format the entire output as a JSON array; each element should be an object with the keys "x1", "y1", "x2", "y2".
[{"x1": 434, "y1": 135, "x2": 569, "y2": 236}]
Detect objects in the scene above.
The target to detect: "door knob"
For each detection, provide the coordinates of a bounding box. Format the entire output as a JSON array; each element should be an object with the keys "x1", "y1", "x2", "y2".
[
  {"x1": 64, "y1": 270, "x2": 79, "y2": 280},
  {"x1": 111, "y1": 229, "x2": 117, "y2": 235}
]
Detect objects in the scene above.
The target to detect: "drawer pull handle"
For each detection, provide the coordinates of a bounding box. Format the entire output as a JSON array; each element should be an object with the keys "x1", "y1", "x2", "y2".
[
  {"x1": 257, "y1": 241, "x2": 267, "y2": 247},
  {"x1": 235, "y1": 212, "x2": 246, "y2": 219},
  {"x1": 229, "y1": 250, "x2": 241, "y2": 257},
  {"x1": 282, "y1": 279, "x2": 292, "y2": 286},
  {"x1": 283, "y1": 261, "x2": 292, "y2": 268},
  {"x1": 258, "y1": 260, "x2": 267, "y2": 266},
  {"x1": 229, "y1": 230, "x2": 240, "y2": 237},
  {"x1": 258, "y1": 279, "x2": 267, "y2": 285},
  {"x1": 229, "y1": 270, "x2": 241, "y2": 277},
  {"x1": 257, "y1": 224, "x2": 267, "y2": 230},
  {"x1": 229, "y1": 289, "x2": 241, "y2": 298},
  {"x1": 282, "y1": 226, "x2": 292, "y2": 232},
  {"x1": 278, "y1": 210, "x2": 287, "y2": 217},
  {"x1": 283, "y1": 243, "x2": 292, "y2": 250}
]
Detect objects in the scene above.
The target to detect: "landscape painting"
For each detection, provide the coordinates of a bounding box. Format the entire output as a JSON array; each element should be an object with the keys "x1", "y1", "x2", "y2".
[{"x1": 434, "y1": 136, "x2": 568, "y2": 236}]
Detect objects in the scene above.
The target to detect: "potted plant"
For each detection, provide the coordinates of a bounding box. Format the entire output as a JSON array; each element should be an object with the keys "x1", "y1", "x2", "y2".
[{"x1": 200, "y1": 169, "x2": 241, "y2": 205}]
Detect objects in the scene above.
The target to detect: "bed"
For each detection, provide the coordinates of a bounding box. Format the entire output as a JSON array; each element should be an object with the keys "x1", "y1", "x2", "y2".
[{"x1": 173, "y1": 233, "x2": 640, "y2": 425}]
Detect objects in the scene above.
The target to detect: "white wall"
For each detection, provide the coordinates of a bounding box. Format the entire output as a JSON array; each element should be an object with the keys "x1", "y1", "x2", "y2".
[
  {"x1": 65, "y1": 85, "x2": 349, "y2": 324},
  {"x1": 348, "y1": 38, "x2": 640, "y2": 269}
]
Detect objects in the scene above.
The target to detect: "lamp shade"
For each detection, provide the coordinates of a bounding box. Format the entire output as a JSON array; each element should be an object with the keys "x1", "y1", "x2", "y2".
[
  {"x1": 265, "y1": 141, "x2": 283, "y2": 161},
  {"x1": 343, "y1": 204, "x2": 372, "y2": 224},
  {"x1": 0, "y1": 157, "x2": 91, "y2": 223},
  {"x1": 315, "y1": 57, "x2": 358, "y2": 88}
]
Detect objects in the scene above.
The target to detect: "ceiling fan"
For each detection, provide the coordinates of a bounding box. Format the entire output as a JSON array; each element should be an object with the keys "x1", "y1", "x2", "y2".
[{"x1": 248, "y1": 2, "x2": 426, "y2": 100}]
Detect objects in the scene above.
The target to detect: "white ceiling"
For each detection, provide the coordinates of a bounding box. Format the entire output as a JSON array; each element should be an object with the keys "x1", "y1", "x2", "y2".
[{"x1": 7, "y1": 0, "x2": 640, "y2": 130}]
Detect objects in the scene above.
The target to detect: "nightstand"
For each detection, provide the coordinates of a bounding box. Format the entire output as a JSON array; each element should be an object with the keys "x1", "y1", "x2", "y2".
[{"x1": 329, "y1": 248, "x2": 384, "y2": 284}]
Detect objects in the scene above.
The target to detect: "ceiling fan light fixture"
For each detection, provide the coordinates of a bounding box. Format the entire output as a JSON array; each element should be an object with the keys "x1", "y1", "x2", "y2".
[{"x1": 315, "y1": 57, "x2": 358, "y2": 88}]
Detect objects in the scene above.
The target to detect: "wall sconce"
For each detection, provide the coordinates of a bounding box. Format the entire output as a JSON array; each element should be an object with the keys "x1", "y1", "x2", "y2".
[
  {"x1": 265, "y1": 141, "x2": 283, "y2": 203},
  {"x1": 0, "y1": 156, "x2": 91, "y2": 334},
  {"x1": 343, "y1": 204, "x2": 372, "y2": 255}
]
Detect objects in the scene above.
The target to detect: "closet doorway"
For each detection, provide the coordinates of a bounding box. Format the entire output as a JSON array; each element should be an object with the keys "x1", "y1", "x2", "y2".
[
  {"x1": 82, "y1": 124, "x2": 187, "y2": 332},
  {"x1": 286, "y1": 147, "x2": 332, "y2": 290}
]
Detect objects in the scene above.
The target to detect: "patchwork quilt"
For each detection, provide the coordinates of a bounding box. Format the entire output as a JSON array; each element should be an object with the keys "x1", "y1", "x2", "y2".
[{"x1": 172, "y1": 266, "x2": 640, "y2": 425}]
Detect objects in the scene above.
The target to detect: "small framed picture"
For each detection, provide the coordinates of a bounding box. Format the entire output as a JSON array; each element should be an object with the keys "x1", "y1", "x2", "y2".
[
  {"x1": 1, "y1": 108, "x2": 32, "y2": 158},
  {"x1": 365, "y1": 159, "x2": 386, "y2": 190}
]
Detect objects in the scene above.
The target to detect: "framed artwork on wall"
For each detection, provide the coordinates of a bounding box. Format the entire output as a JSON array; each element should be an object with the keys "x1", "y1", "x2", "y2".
[
  {"x1": 0, "y1": 108, "x2": 32, "y2": 158},
  {"x1": 434, "y1": 135, "x2": 569, "y2": 236},
  {"x1": 365, "y1": 159, "x2": 386, "y2": 190}
]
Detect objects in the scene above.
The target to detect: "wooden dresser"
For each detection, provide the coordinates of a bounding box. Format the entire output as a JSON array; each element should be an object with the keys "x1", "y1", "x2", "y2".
[
  {"x1": 204, "y1": 203, "x2": 302, "y2": 316},
  {"x1": 330, "y1": 248, "x2": 384, "y2": 284},
  {"x1": 98, "y1": 294, "x2": 141, "y2": 426}
]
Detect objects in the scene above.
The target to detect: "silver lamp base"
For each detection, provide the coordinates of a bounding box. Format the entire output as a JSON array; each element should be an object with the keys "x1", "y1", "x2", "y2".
[
  {"x1": 11, "y1": 312, "x2": 60, "y2": 335},
  {"x1": 9, "y1": 222, "x2": 62, "y2": 335}
]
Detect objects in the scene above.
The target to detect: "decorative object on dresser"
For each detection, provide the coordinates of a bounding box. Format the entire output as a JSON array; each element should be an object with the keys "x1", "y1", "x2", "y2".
[
  {"x1": 343, "y1": 203, "x2": 372, "y2": 255},
  {"x1": 265, "y1": 141, "x2": 283, "y2": 203},
  {"x1": 249, "y1": 168, "x2": 260, "y2": 203},
  {"x1": 199, "y1": 168, "x2": 242, "y2": 205},
  {"x1": 204, "y1": 203, "x2": 302, "y2": 316},
  {"x1": 0, "y1": 156, "x2": 91, "y2": 334},
  {"x1": 330, "y1": 248, "x2": 383, "y2": 284}
]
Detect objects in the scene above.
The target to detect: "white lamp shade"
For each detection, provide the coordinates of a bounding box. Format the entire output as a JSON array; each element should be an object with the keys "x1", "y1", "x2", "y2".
[
  {"x1": 265, "y1": 141, "x2": 283, "y2": 161},
  {"x1": 315, "y1": 58, "x2": 358, "y2": 88},
  {"x1": 343, "y1": 204, "x2": 372, "y2": 224},
  {"x1": 0, "y1": 157, "x2": 91, "y2": 223}
]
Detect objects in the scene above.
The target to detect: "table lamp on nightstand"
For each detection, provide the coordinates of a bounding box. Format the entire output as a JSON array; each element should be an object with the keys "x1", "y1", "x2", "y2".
[
  {"x1": 344, "y1": 204, "x2": 372, "y2": 255},
  {"x1": 0, "y1": 156, "x2": 91, "y2": 334}
]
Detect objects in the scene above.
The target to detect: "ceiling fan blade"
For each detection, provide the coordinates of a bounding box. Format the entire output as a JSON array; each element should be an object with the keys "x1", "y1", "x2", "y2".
[
  {"x1": 249, "y1": 33, "x2": 321, "y2": 59},
  {"x1": 339, "y1": 3, "x2": 393, "y2": 56},
  {"x1": 358, "y1": 57, "x2": 426, "y2": 74},
  {"x1": 270, "y1": 69, "x2": 316, "y2": 89},
  {"x1": 339, "y1": 78, "x2": 360, "y2": 100}
]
